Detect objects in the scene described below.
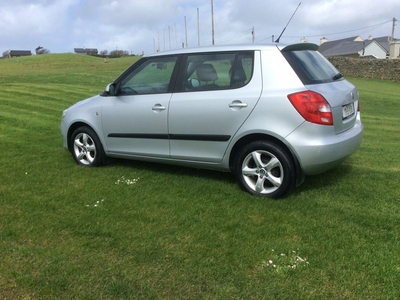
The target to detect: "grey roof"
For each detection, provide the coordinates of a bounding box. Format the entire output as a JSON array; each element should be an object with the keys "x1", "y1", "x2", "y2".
[
  {"x1": 373, "y1": 36, "x2": 392, "y2": 52},
  {"x1": 319, "y1": 36, "x2": 398, "y2": 57},
  {"x1": 322, "y1": 40, "x2": 367, "y2": 57},
  {"x1": 318, "y1": 36, "x2": 361, "y2": 55},
  {"x1": 8, "y1": 50, "x2": 32, "y2": 56}
]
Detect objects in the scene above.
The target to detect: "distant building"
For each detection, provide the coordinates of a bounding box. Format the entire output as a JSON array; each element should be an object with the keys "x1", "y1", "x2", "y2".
[
  {"x1": 74, "y1": 48, "x2": 98, "y2": 55},
  {"x1": 389, "y1": 40, "x2": 400, "y2": 59},
  {"x1": 318, "y1": 36, "x2": 398, "y2": 59},
  {"x1": 5, "y1": 50, "x2": 32, "y2": 58}
]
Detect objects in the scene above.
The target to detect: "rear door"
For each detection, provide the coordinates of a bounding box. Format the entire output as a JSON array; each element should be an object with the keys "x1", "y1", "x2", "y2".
[{"x1": 168, "y1": 51, "x2": 262, "y2": 162}]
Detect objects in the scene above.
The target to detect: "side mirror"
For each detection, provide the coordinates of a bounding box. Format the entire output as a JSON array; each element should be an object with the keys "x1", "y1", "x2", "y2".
[{"x1": 105, "y1": 83, "x2": 116, "y2": 96}]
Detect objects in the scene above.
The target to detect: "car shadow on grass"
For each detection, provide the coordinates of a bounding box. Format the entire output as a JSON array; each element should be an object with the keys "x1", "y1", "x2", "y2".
[
  {"x1": 109, "y1": 158, "x2": 237, "y2": 186},
  {"x1": 294, "y1": 163, "x2": 355, "y2": 194},
  {"x1": 108, "y1": 157, "x2": 356, "y2": 198}
]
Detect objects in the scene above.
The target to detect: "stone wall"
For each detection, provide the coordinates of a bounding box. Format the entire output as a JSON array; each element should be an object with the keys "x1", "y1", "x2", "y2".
[{"x1": 327, "y1": 57, "x2": 400, "y2": 81}]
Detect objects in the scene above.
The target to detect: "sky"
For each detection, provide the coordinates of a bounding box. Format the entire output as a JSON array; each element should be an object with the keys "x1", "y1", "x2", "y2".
[{"x1": 0, "y1": 0, "x2": 399, "y2": 56}]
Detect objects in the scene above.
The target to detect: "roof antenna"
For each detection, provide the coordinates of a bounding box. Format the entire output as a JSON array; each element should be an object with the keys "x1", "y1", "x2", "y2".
[{"x1": 275, "y1": 2, "x2": 301, "y2": 43}]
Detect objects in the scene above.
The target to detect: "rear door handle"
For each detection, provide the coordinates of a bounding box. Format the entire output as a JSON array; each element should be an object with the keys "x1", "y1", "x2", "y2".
[
  {"x1": 152, "y1": 104, "x2": 166, "y2": 111},
  {"x1": 229, "y1": 100, "x2": 248, "y2": 109}
]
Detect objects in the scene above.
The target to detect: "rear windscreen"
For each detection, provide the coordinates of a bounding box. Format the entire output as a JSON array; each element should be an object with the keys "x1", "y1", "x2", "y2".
[{"x1": 282, "y1": 50, "x2": 341, "y2": 85}]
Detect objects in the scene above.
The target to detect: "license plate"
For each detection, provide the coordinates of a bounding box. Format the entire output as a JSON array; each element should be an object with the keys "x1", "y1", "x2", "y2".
[{"x1": 342, "y1": 103, "x2": 355, "y2": 119}]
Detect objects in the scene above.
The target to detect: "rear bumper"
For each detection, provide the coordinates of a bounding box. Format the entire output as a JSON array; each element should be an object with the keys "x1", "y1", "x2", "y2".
[{"x1": 285, "y1": 116, "x2": 363, "y2": 175}]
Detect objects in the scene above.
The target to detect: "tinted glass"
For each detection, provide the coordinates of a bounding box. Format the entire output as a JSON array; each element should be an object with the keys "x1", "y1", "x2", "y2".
[
  {"x1": 234, "y1": 53, "x2": 253, "y2": 87},
  {"x1": 182, "y1": 52, "x2": 253, "y2": 91},
  {"x1": 119, "y1": 56, "x2": 178, "y2": 95},
  {"x1": 283, "y1": 50, "x2": 341, "y2": 85}
]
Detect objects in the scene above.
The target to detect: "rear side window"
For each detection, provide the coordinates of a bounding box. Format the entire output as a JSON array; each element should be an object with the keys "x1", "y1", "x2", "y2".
[
  {"x1": 181, "y1": 51, "x2": 253, "y2": 92},
  {"x1": 282, "y1": 50, "x2": 341, "y2": 85}
]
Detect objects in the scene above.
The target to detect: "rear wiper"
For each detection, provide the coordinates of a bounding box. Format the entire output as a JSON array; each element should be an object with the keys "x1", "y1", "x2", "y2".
[{"x1": 332, "y1": 73, "x2": 343, "y2": 80}]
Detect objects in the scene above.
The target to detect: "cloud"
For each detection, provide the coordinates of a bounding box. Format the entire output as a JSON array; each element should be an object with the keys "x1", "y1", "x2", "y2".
[
  {"x1": 0, "y1": 0, "x2": 398, "y2": 55},
  {"x1": 0, "y1": 0, "x2": 76, "y2": 50}
]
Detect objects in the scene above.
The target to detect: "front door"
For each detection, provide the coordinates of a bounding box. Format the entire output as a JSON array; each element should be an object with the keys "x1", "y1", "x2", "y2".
[{"x1": 102, "y1": 55, "x2": 178, "y2": 157}]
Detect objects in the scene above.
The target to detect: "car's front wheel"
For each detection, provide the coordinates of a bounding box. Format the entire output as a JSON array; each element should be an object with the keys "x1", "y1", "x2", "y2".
[
  {"x1": 71, "y1": 126, "x2": 104, "y2": 167},
  {"x1": 235, "y1": 141, "x2": 295, "y2": 198}
]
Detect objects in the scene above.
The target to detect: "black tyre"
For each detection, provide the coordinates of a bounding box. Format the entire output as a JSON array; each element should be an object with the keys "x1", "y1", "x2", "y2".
[
  {"x1": 71, "y1": 126, "x2": 104, "y2": 167},
  {"x1": 234, "y1": 141, "x2": 295, "y2": 198}
]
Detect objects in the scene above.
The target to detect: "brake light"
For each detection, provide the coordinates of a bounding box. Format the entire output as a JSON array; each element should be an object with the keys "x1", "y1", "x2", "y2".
[{"x1": 288, "y1": 91, "x2": 333, "y2": 125}]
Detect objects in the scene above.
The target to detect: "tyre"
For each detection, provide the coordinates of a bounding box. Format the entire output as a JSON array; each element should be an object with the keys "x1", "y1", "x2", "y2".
[
  {"x1": 234, "y1": 141, "x2": 295, "y2": 198},
  {"x1": 71, "y1": 126, "x2": 104, "y2": 167}
]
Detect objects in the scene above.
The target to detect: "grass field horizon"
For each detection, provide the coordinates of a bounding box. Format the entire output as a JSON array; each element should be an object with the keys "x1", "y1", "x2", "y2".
[{"x1": 1, "y1": 54, "x2": 399, "y2": 299}]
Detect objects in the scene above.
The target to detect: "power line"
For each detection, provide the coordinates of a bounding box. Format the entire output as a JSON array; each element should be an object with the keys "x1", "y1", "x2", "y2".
[
  {"x1": 256, "y1": 19, "x2": 394, "y2": 43},
  {"x1": 285, "y1": 19, "x2": 393, "y2": 39},
  {"x1": 217, "y1": 28, "x2": 253, "y2": 44}
]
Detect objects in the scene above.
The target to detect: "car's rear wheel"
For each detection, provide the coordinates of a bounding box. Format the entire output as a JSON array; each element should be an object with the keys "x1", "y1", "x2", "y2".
[
  {"x1": 71, "y1": 127, "x2": 104, "y2": 167},
  {"x1": 235, "y1": 141, "x2": 295, "y2": 198}
]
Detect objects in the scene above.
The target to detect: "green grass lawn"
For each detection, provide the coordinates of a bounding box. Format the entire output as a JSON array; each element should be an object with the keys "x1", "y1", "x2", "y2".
[{"x1": 1, "y1": 54, "x2": 399, "y2": 299}]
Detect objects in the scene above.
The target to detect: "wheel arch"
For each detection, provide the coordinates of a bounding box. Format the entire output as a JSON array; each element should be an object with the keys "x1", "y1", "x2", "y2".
[
  {"x1": 67, "y1": 122, "x2": 86, "y2": 151},
  {"x1": 67, "y1": 122, "x2": 104, "y2": 152},
  {"x1": 229, "y1": 133, "x2": 305, "y2": 187},
  {"x1": 67, "y1": 122, "x2": 111, "y2": 166}
]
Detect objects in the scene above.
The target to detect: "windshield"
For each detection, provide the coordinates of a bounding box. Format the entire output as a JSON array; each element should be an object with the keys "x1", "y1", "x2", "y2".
[{"x1": 282, "y1": 50, "x2": 341, "y2": 85}]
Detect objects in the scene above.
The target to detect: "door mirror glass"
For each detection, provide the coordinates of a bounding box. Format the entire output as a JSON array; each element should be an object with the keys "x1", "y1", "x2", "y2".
[{"x1": 190, "y1": 78, "x2": 200, "y2": 88}]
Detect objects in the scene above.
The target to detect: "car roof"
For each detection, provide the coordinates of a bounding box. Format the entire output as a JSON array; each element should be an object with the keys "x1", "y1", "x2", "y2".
[{"x1": 146, "y1": 43, "x2": 319, "y2": 57}]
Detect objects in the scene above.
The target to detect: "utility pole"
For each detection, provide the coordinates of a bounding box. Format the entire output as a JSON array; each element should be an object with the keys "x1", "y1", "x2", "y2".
[
  {"x1": 168, "y1": 26, "x2": 171, "y2": 50},
  {"x1": 174, "y1": 23, "x2": 178, "y2": 48},
  {"x1": 158, "y1": 32, "x2": 160, "y2": 52},
  {"x1": 252, "y1": 27, "x2": 255, "y2": 43},
  {"x1": 163, "y1": 29, "x2": 165, "y2": 51},
  {"x1": 184, "y1": 16, "x2": 188, "y2": 48},
  {"x1": 211, "y1": 0, "x2": 215, "y2": 45},
  {"x1": 197, "y1": 8, "x2": 200, "y2": 46},
  {"x1": 391, "y1": 17, "x2": 397, "y2": 42}
]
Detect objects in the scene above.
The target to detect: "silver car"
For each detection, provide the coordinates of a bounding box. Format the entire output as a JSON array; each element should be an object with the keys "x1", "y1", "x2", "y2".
[{"x1": 61, "y1": 43, "x2": 363, "y2": 198}]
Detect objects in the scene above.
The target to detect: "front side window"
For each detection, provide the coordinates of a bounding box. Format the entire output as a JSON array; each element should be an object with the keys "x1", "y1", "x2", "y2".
[
  {"x1": 182, "y1": 52, "x2": 253, "y2": 92},
  {"x1": 118, "y1": 56, "x2": 178, "y2": 95}
]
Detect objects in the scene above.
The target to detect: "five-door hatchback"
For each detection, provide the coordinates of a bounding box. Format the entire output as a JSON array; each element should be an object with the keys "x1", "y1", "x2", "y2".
[{"x1": 61, "y1": 43, "x2": 363, "y2": 198}]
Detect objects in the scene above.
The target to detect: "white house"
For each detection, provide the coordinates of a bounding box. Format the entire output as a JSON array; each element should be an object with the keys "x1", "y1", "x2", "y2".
[
  {"x1": 360, "y1": 40, "x2": 388, "y2": 59},
  {"x1": 389, "y1": 41, "x2": 400, "y2": 58}
]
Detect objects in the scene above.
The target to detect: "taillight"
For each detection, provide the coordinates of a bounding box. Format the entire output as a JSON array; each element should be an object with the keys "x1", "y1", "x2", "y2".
[{"x1": 287, "y1": 91, "x2": 333, "y2": 125}]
